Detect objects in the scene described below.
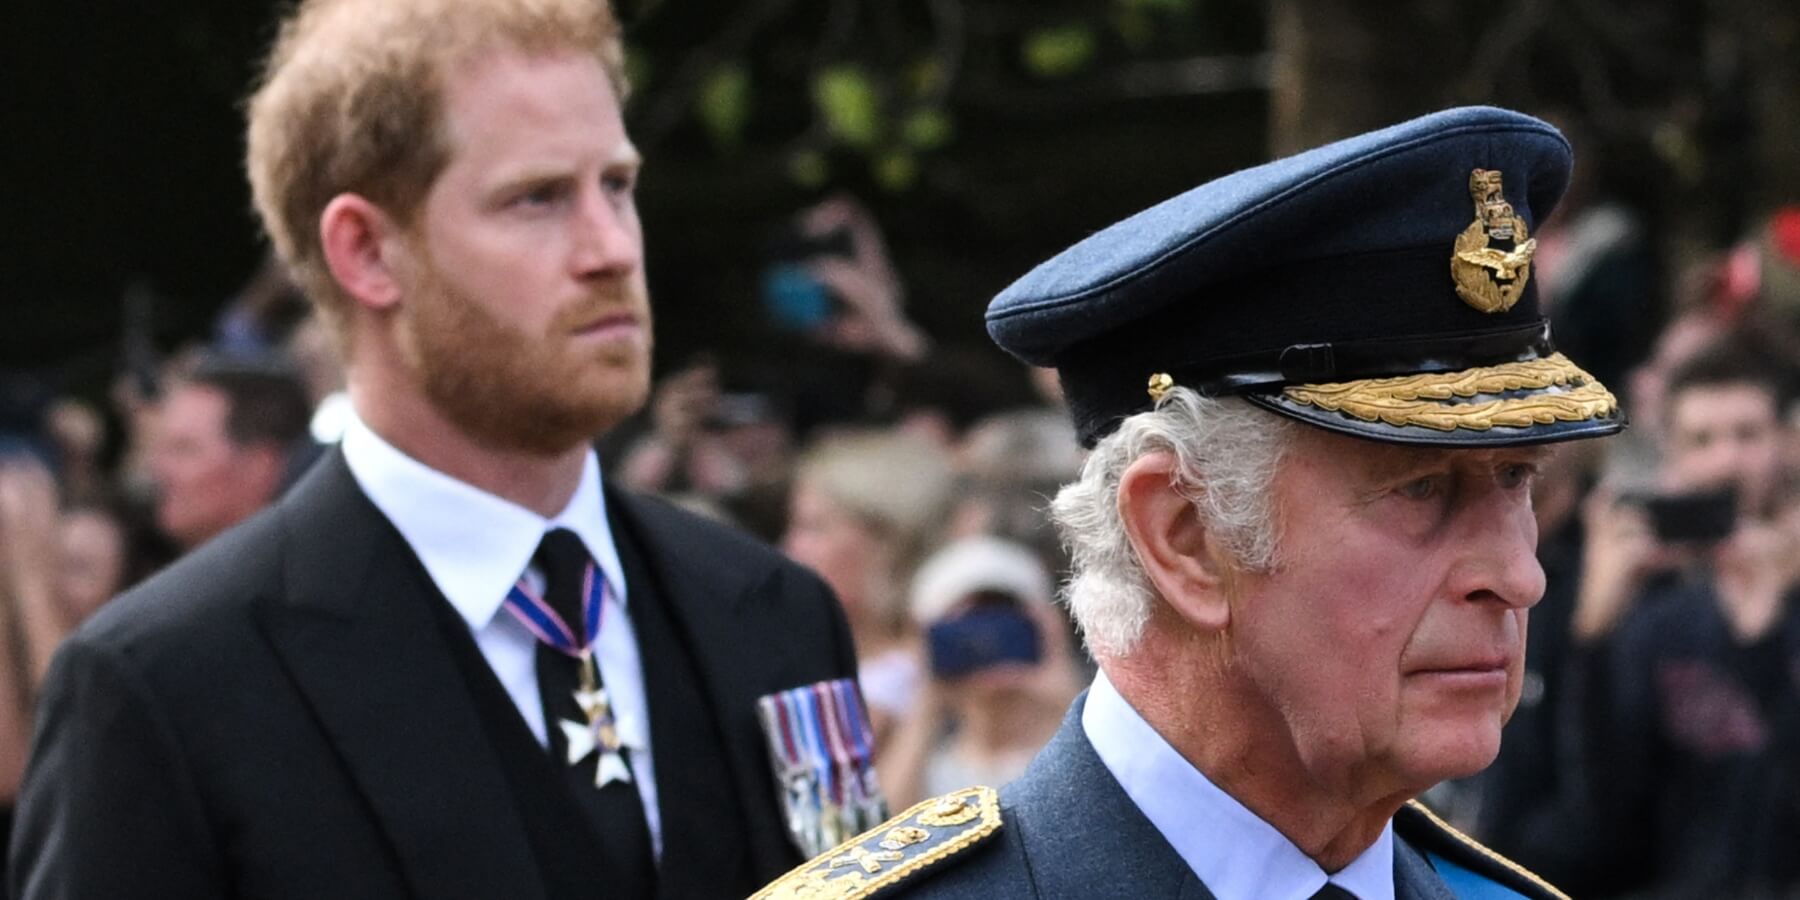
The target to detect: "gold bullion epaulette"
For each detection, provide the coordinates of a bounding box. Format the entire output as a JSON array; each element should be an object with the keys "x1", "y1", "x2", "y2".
[{"x1": 750, "y1": 786, "x2": 1002, "y2": 900}]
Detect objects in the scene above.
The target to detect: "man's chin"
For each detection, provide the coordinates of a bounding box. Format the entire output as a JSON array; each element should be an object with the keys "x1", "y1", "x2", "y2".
[
  {"x1": 568, "y1": 368, "x2": 649, "y2": 429},
  {"x1": 1403, "y1": 729, "x2": 1503, "y2": 787}
]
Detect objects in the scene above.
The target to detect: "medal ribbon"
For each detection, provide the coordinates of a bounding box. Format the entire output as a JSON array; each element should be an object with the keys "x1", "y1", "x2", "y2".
[
  {"x1": 756, "y1": 678, "x2": 888, "y2": 857},
  {"x1": 503, "y1": 561, "x2": 606, "y2": 656}
]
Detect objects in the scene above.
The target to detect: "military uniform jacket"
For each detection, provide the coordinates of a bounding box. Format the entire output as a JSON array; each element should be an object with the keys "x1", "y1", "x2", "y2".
[
  {"x1": 757, "y1": 696, "x2": 1567, "y2": 900},
  {"x1": 9, "y1": 449, "x2": 858, "y2": 900}
]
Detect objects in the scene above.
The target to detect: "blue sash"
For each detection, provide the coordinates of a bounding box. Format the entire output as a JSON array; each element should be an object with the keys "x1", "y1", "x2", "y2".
[{"x1": 1426, "y1": 852, "x2": 1532, "y2": 899}]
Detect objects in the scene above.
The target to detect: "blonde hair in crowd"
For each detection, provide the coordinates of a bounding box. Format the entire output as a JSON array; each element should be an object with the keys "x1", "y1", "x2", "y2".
[
  {"x1": 795, "y1": 430, "x2": 957, "y2": 635},
  {"x1": 245, "y1": 0, "x2": 629, "y2": 340}
]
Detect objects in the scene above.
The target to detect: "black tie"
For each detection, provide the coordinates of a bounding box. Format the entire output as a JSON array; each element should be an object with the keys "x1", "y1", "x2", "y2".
[
  {"x1": 534, "y1": 528, "x2": 656, "y2": 898},
  {"x1": 1310, "y1": 884, "x2": 1358, "y2": 900}
]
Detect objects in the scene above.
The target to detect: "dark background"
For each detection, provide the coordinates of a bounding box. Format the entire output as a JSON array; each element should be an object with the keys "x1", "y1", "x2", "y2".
[
  {"x1": 6, "y1": 0, "x2": 1796, "y2": 396},
  {"x1": 1, "y1": 0, "x2": 1264, "y2": 389}
]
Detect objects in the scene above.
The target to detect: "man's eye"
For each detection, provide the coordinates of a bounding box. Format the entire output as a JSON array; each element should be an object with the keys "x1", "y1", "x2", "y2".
[
  {"x1": 1399, "y1": 476, "x2": 1442, "y2": 501},
  {"x1": 1497, "y1": 462, "x2": 1537, "y2": 490},
  {"x1": 516, "y1": 183, "x2": 565, "y2": 207},
  {"x1": 602, "y1": 171, "x2": 636, "y2": 197}
]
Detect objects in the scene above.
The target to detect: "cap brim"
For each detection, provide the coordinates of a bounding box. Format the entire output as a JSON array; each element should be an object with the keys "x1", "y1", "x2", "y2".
[{"x1": 1243, "y1": 352, "x2": 1625, "y2": 447}]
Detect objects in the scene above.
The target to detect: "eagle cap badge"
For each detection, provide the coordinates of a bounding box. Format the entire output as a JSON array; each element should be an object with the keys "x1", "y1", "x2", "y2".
[{"x1": 1451, "y1": 168, "x2": 1537, "y2": 313}]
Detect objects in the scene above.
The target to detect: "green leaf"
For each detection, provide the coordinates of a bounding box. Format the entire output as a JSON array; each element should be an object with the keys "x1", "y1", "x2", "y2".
[
  {"x1": 813, "y1": 66, "x2": 883, "y2": 149},
  {"x1": 906, "y1": 58, "x2": 946, "y2": 97},
  {"x1": 900, "y1": 108, "x2": 953, "y2": 150},
  {"x1": 1022, "y1": 25, "x2": 1097, "y2": 78},
  {"x1": 788, "y1": 149, "x2": 830, "y2": 189},
  {"x1": 696, "y1": 65, "x2": 751, "y2": 152},
  {"x1": 1113, "y1": 8, "x2": 1153, "y2": 50},
  {"x1": 873, "y1": 152, "x2": 918, "y2": 192}
]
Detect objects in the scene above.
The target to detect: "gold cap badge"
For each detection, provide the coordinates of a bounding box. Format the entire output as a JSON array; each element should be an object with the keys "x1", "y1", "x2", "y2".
[{"x1": 1451, "y1": 169, "x2": 1537, "y2": 313}]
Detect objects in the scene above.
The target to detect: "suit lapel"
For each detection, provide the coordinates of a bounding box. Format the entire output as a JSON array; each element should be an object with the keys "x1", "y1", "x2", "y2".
[
  {"x1": 1006, "y1": 697, "x2": 1216, "y2": 900},
  {"x1": 605, "y1": 489, "x2": 808, "y2": 879},
  {"x1": 258, "y1": 452, "x2": 545, "y2": 900},
  {"x1": 605, "y1": 498, "x2": 746, "y2": 896}
]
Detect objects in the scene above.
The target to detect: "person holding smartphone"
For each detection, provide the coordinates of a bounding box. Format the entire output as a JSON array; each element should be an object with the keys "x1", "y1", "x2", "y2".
[
  {"x1": 877, "y1": 537, "x2": 1080, "y2": 808},
  {"x1": 1563, "y1": 338, "x2": 1800, "y2": 898},
  {"x1": 1574, "y1": 339, "x2": 1794, "y2": 643}
]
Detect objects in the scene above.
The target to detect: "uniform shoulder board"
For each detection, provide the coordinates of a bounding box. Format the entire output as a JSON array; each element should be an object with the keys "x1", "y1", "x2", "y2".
[
  {"x1": 1396, "y1": 800, "x2": 1571, "y2": 900},
  {"x1": 751, "y1": 786, "x2": 1003, "y2": 900}
]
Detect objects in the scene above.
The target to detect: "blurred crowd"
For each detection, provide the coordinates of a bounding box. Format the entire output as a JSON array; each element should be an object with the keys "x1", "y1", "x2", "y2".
[{"x1": 4, "y1": 181, "x2": 1800, "y2": 897}]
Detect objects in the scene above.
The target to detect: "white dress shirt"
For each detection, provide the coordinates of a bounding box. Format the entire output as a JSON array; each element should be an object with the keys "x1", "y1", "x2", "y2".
[
  {"x1": 1083, "y1": 671, "x2": 1394, "y2": 900},
  {"x1": 341, "y1": 413, "x2": 662, "y2": 856}
]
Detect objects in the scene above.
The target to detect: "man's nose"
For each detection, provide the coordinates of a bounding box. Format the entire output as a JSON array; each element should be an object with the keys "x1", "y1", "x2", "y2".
[
  {"x1": 568, "y1": 188, "x2": 641, "y2": 277},
  {"x1": 1446, "y1": 490, "x2": 1546, "y2": 610}
]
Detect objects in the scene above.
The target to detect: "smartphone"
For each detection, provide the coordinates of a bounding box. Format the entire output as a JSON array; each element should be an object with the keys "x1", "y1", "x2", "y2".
[
  {"x1": 926, "y1": 606, "x2": 1042, "y2": 679},
  {"x1": 759, "y1": 224, "x2": 854, "y2": 331},
  {"x1": 1636, "y1": 487, "x2": 1737, "y2": 543},
  {"x1": 760, "y1": 264, "x2": 838, "y2": 330}
]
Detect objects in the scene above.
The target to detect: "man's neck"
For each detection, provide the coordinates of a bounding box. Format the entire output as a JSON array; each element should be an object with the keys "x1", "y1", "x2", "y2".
[
  {"x1": 1106, "y1": 645, "x2": 1407, "y2": 873},
  {"x1": 348, "y1": 376, "x2": 590, "y2": 518}
]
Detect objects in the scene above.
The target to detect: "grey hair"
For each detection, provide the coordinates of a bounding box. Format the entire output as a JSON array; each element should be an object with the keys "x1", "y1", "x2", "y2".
[{"x1": 1049, "y1": 389, "x2": 1296, "y2": 657}]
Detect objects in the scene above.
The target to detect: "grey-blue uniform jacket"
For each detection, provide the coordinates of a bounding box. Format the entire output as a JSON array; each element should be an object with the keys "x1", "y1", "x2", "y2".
[{"x1": 754, "y1": 696, "x2": 1566, "y2": 900}]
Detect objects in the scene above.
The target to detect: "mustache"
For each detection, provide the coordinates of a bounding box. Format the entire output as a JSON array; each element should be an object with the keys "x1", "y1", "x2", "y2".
[{"x1": 553, "y1": 281, "x2": 648, "y2": 330}]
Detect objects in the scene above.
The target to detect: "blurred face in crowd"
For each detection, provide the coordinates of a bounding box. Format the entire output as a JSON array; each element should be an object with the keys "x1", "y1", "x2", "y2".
[
  {"x1": 783, "y1": 483, "x2": 888, "y2": 625},
  {"x1": 1625, "y1": 312, "x2": 1726, "y2": 441},
  {"x1": 1662, "y1": 382, "x2": 1783, "y2": 516},
  {"x1": 56, "y1": 509, "x2": 127, "y2": 625},
  {"x1": 1219, "y1": 430, "x2": 1546, "y2": 801},
  {"x1": 148, "y1": 383, "x2": 286, "y2": 548},
  {"x1": 391, "y1": 47, "x2": 652, "y2": 455}
]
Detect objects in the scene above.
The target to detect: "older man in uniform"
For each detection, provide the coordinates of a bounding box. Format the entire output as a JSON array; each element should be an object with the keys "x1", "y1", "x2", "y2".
[{"x1": 755, "y1": 106, "x2": 1621, "y2": 900}]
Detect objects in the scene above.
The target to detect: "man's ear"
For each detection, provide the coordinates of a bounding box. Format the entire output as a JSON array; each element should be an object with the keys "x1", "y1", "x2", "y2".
[
  {"x1": 319, "y1": 193, "x2": 407, "y2": 311},
  {"x1": 1117, "y1": 451, "x2": 1233, "y2": 632}
]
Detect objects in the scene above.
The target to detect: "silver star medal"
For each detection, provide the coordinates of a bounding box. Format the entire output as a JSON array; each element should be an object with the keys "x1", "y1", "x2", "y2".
[{"x1": 561, "y1": 655, "x2": 632, "y2": 787}]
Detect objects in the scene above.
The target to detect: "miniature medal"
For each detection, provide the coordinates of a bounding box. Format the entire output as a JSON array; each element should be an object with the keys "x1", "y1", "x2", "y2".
[{"x1": 560, "y1": 651, "x2": 632, "y2": 787}]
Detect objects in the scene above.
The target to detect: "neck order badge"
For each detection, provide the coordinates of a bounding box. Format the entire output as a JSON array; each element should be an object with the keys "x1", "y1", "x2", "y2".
[{"x1": 504, "y1": 559, "x2": 632, "y2": 787}]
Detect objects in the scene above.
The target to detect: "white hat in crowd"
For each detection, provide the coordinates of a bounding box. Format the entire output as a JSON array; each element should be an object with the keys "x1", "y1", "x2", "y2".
[{"x1": 908, "y1": 535, "x2": 1053, "y2": 625}]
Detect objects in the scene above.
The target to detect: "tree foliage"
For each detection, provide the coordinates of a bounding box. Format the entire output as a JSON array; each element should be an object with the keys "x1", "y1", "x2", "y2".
[{"x1": 619, "y1": 0, "x2": 1257, "y2": 193}]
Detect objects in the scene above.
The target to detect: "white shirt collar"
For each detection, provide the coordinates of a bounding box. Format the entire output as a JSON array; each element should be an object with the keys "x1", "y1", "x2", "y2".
[
  {"x1": 340, "y1": 411, "x2": 630, "y2": 631},
  {"x1": 1082, "y1": 671, "x2": 1395, "y2": 900}
]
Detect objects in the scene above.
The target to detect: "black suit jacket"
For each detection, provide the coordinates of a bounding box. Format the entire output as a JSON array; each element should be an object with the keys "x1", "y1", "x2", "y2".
[{"x1": 9, "y1": 450, "x2": 857, "y2": 899}]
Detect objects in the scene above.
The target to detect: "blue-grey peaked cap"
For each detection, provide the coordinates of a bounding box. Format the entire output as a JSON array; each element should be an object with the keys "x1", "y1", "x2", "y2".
[{"x1": 987, "y1": 106, "x2": 1625, "y2": 448}]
